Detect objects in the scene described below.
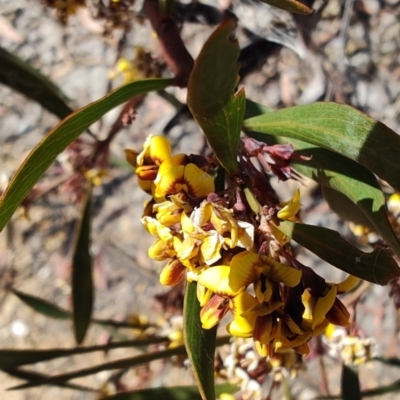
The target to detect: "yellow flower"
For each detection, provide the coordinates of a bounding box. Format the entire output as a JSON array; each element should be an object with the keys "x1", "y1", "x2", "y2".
[
  {"x1": 227, "y1": 251, "x2": 302, "y2": 296},
  {"x1": 198, "y1": 266, "x2": 258, "y2": 332},
  {"x1": 154, "y1": 162, "x2": 214, "y2": 200},
  {"x1": 126, "y1": 135, "x2": 172, "y2": 194},
  {"x1": 153, "y1": 193, "x2": 192, "y2": 227},
  {"x1": 302, "y1": 275, "x2": 358, "y2": 331}
]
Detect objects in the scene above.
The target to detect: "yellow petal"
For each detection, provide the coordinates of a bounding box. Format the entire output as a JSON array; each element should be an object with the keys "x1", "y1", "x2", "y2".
[
  {"x1": 174, "y1": 236, "x2": 198, "y2": 261},
  {"x1": 248, "y1": 300, "x2": 283, "y2": 317},
  {"x1": 261, "y1": 256, "x2": 302, "y2": 287},
  {"x1": 269, "y1": 223, "x2": 290, "y2": 246},
  {"x1": 312, "y1": 286, "x2": 337, "y2": 329},
  {"x1": 335, "y1": 275, "x2": 359, "y2": 294},
  {"x1": 138, "y1": 178, "x2": 153, "y2": 193},
  {"x1": 237, "y1": 221, "x2": 255, "y2": 250},
  {"x1": 158, "y1": 154, "x2": 188, "y2": 174},
  {"x1": 181, "y1": 212, "x2": 196, "y2": 234},
  {"x1": 160, "y1": 259, "x2": 186, "y2": 285},
  {"x1": 293, "y1": 342, "x2": 310, "y2": 355},
  {"x1": 227, "y1": 292, "x2": 258, "y2": 337},
  {"x1": 274, "y1": 331, "x2": 312, "y2": 352},
  {"x1": 254, "y1": 279, "x2": 273, "y2": 303},
  {"x1": 149, "y1": 135, "x2": 171, "y2": 165},
  {"x1": 198, "y1": 266, "x2": 238, "y2": 296},
  {"x1": 229, "y1": 251, "x2": 259, "y2": 292},
  {"x1": 125, "y1": 148, "x2": 139, "y2": 167},
  {"x1": 197, "y1": 283, "x2": 213, "y2": 307},
  {"x1": 154, "y1": 164, "x2": 185, "y2": 198},
  {"x1": 277, "y1": 189, "x2": 301, "y2": 220},
  {"x1": 200, "y1": 231, "x2": 224, "y2": 265},
  {"x1": 183, "y1": 163, "x2": 215, "y2": 197},
  {"x1": 136, "y1": 165, "x2": 158, "y2": 181},
  {"x1": 148, "y1": 239, "x2": 174, "y2": 261},
  {"x1": 326, "y1": 298, "x2": 350, "y2": 327},
  {"x1": 253, "y1": 315, "x2": 274, "y2": 344},
  {"x1": 200, "y1": 295, "x2": 229, "y2": 329},
  {"x1": 192, "y1": 201, "x2": 213, "y2": 227},
  {"x1": 254, "y1": 340, "x2": 271, "y2": 357}
]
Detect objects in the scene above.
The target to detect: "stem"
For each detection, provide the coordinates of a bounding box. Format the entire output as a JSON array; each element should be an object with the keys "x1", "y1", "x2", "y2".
[{"x1": 144, "y1": 0, "x2": 194, "y2": 87}]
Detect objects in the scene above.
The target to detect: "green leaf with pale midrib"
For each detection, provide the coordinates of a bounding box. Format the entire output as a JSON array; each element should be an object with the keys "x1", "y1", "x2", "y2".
[
  {"x1": 0, "y1": 78, "x2": 173, "y2": 233},
  {"x1": 273, "y1": 220, "x2": 400, "y2": 285},
  {"x1": 243, "y1": 102, "x2": 400, "y2": 192}
]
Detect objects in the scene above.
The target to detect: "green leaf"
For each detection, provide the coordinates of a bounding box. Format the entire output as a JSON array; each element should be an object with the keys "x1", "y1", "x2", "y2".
[
  {"x1": 12, "y1": 289, "x2": 157, "y2": 330},
  {"x1": 0, "y1": 77, "x2": 173, "y2": 232},
  {"x1": 270, "y1": 136, "x2": 400, "y2": 260},
  {"x1": 341, "y1": 364, "x2": 361, "y2": 400},
  {"x1": 374, "y1": 357, "x2": 400, "y2": 367},
  {"x1": 72, "y1": 186, "x2": 93, "y2": 344},
  {"x1": 4, "y1": 368, "x2": 96, "y2": 392},
  {"x1": 322, "y1": 187, "x2": 374, "y2": 229},
  {"x1": 243, "y1": 102, "x2": 400, "y2": 192},
  {"x1": 184, "y1": 281, "x2": 217, "y2": 400},
  {"x1": 0, "y1": 338, "x2": 169, "y2": 370},
  {"x1": 12, "y1": 289, "x2": 70, "y2": 320},
  {"x1": 0, "y1": 47, "x2": 73, "y2": 119},
  {"x1": 101, "y1": 383, "x2": 239, "y2": 400},
  {"x1": 187, "y1": 18, "x2": 243, "y2": 173},
  {"x1": 357, "y1": 380, "x2": 400, "y2": 397},
  {"x1": 273, "y1": 220, "x2": 400, "y2": 284},
  {"x1": 257, "y1": 0, "x2": 314, "y2": 14},
  {"x1": 9, "y1": 337, "x2": 231, "y2": 390},
  {"x1": 9, "y1": 347, "x2": 187, "y2": 390},
  {"x1": 316, "y1": 379, "x2": 400, "y2": 399},
  {"x1": 245, "y1": 98, "x2": 272, "y2": 119}
]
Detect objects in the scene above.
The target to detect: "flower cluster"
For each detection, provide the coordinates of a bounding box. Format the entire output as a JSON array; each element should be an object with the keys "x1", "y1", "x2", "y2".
[{"x1": 127, "y1": 135, "x2": 357, "y2": 357}]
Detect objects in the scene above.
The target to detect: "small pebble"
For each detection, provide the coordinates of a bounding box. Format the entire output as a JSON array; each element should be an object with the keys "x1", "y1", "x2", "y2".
[{"x1": 10, "y1": 320, "x2": 30, "y2": 338}]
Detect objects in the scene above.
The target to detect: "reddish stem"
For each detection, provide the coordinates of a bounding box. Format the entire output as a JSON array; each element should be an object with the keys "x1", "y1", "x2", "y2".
[{"x1": 144, "y1": 0, "x2": 194, "y2": 87}]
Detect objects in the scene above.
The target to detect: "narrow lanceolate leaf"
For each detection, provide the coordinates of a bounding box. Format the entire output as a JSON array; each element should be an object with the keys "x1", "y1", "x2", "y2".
[
  {"x1": 257, "y1": 0, "x2": 313, "y2": 14},
  {"x1": 184, "y1": 281, "x2": 217, "y2": 400},
  {"x1": 341, "y1": 364, "x2": 361, "y2": 400},
  {"x1": 316, "y1": 379, "x2": 400, "y2": 399},
  {"x1": 0, "y1": 338, "x2": 169, "y2": 370},
  {"x1": 187, "y1": 18, "x2": 243, "y2": 174},
  {"x1": 9, "y1": 337, "x2": 231, "y2": 390},
  {"x1": 12, "y1": 289, "x2": 70, "y2": 320},
  {"x1": 12, "y1": 289, "x2": 156, "y2": 330},
  {"x1": 0, "y1": 47, "x2": 73, "y2": 119},
  {"x1": 9, "y1": 347, "x2": 188, "y2": 390},
  {"x1": 0, "y1": 78, "x2": 173, "y2": 232},
  {"x1": 243, "y1": 102, "x2": 400, "y2": 192},
  {"x1": 102, "y1": 383, "x2": 239, "y2": 400},
  {"x1": 273, "y1": 220, "x2": 400, "y2": 285},
  {"x1": 72, "y1": 186, "x2": 93, "y2": 344},
  {"x1": 4, "y1": 368, "x2": 95, "y2": 392},
  {"x1": 374, "y1": 357, "x2": 400, "y2": 367},
  {"x1": 259, "y1": 135, "x2": 400, "y2": 260}
]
